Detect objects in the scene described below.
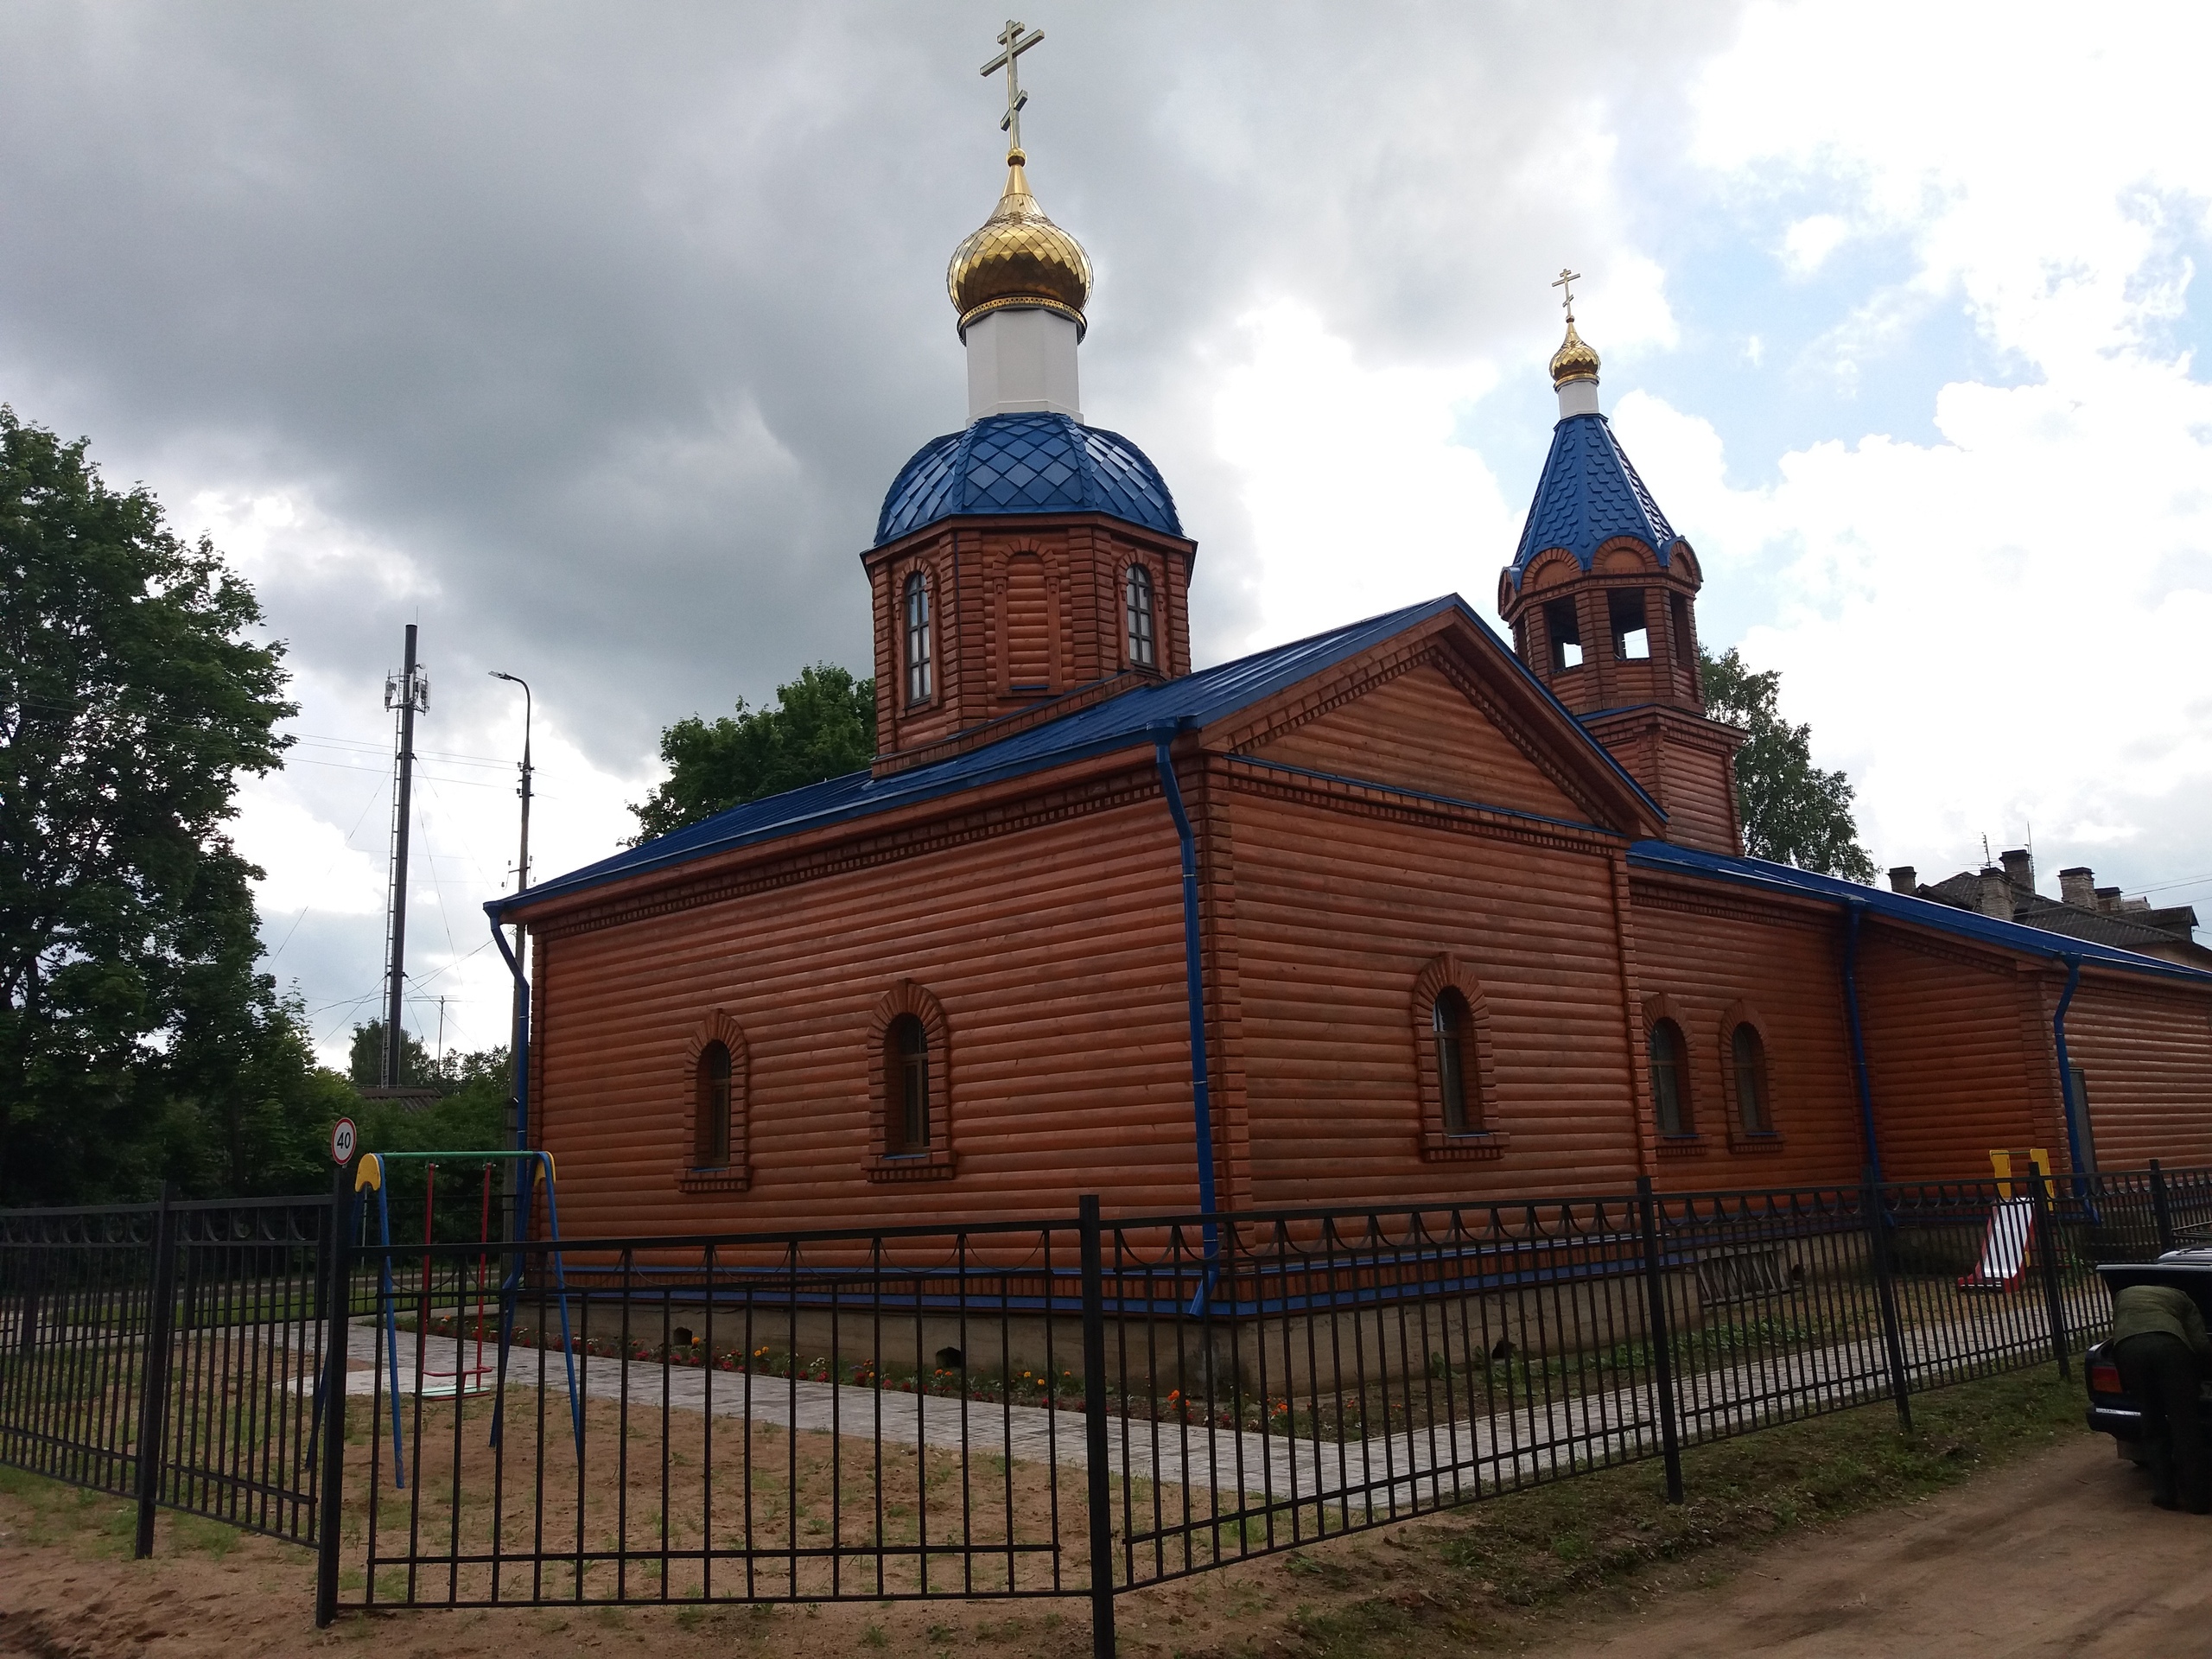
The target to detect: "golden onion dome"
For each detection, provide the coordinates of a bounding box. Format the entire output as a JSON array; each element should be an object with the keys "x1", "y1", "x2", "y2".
[
  {"x1": 947, "y1": 152, "x2": 1092, "y2": 339},
  {"x1": 1548, "y1": 314, "x2": 1601, "y2": 388}
]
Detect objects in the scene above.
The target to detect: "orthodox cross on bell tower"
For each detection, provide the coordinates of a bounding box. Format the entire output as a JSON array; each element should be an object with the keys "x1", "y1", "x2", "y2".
[
  {"x1": 981, "y1": 18, "x2": 1044, "y2": 159},
  {"x1": 1552, "y1": 267, "x2": 1582, "y2": 321}
]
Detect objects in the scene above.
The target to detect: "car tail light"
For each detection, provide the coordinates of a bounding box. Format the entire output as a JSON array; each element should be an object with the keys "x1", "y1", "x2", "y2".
[{"x1": 2090, "y1": 1360, "x2": 2123, "y2": 1395}]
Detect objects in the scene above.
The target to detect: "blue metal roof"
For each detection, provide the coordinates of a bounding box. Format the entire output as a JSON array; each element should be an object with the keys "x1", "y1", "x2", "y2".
[
  {"x1": 1629, "y1": 841, "x2": 2212, "y2": 986},
  {"x1": 499, "y1": 595, "x2": 1663, "y2": 920},
  {"x1": 1508, "y1": 413, "x2": 1681, "y2": 588},
  {"x1": 874, "y1": 411, "x2": 1182, "y2": 546}
]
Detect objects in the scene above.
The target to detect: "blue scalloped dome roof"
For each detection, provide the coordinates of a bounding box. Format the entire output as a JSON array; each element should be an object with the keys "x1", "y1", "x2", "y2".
[
  {"x1": 875, "y1": 411, "x2": 1181, "y2": 547},
  {"x1": 1508, "y1": 412, "x2": 1682, "y2": 588}
]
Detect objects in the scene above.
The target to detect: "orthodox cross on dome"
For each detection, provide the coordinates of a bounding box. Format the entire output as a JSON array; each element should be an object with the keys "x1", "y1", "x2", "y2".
[
  {"x1": 1552, "y1": 267, "x2": 1582, "y2": 321},
  {"x1": 981, "y1": 19, "x2": 1045, "y2": 161}
]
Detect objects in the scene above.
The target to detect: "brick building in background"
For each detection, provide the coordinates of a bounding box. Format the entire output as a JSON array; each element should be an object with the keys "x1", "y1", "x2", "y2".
[{"x1": 493, "y1": 137, "x2": 2212, "y2": 1235}]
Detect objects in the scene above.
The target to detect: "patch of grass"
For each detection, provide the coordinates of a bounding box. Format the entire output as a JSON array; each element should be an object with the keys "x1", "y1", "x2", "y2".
[
  {"x1": 1187, "y1": 1361, "x2": 2087, "y2": 1657},
  {"x1": 170, "y1": 1514, "x2": 243, "y2": 1559}
]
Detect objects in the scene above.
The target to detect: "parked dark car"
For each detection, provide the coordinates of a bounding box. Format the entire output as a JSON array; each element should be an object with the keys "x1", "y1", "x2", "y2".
[{"x1": 2087, "y1": 1250, "x2": 2212, "y2": 1459}]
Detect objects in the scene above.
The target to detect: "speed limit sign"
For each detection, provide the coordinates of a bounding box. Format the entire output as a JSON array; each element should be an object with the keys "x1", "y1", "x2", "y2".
[{"x1": 330, "y1": 1116, "x2": 358, "y2": 1166}]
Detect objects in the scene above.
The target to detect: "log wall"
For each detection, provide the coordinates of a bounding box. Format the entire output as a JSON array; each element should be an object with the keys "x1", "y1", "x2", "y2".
[
  {"x1": 530, "y1": 768, "x2": 1203, "y2": 1236},
  {"x1": 1221, "y1": 777, "x2": 1644, "y2": 1205},
  {"x1": 2059, "y1": 976, "x2": 2212, "y2": 1168},
  {"x1": 1853, "y1": 925, "x2": 2054, "y2": 1179},
  {"x1": 1626, "y1": 876, "x2": 1866, "y2": 1188}
]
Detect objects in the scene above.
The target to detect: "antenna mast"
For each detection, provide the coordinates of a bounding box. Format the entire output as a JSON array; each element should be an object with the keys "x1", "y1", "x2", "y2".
[{"x1": 381, "y1": 625, "x2": 430, "y2": 1088}]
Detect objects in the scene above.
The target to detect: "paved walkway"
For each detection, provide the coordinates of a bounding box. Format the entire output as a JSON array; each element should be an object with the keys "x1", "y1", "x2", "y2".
[{"x1": 339, "y1": 1287, "x2": 2083, "y2": 1528}]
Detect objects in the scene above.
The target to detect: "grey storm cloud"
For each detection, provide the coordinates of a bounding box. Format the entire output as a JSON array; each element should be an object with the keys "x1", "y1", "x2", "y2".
[
  {"x1": 0, "y1": 2, "x2": 1757, "y2": 1052},
  {"x1": 0, "y1": 1, "x2": 1738, "y2": 766}
]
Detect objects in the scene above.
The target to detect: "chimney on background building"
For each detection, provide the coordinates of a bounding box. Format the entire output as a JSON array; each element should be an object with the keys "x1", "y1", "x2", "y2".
[
  {"x1": 1978, "y1": 867, "x2": 2015, "y2": 922},
  {"x1": 2000, "y1": 848, "x2": 2036, "y2": 893},
  {"x1": 2058, "y1": 867, "x2": 2096, "y2": 909},
  {"x1": 1888, "y1": 866, "x2": 1917, "y2": 894},
  {"x1": 2095, "y1": 885, "x2": 2123, "y2": 912}
]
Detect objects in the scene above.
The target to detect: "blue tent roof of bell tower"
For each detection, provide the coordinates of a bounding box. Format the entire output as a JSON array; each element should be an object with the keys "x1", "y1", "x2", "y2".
[{"x1": 1507, "y1": 412, "x2": 1682, "y2": 588}]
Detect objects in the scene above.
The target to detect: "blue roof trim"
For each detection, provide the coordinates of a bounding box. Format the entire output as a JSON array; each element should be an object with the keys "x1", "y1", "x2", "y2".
[
  {"x1": 496, "y1": 595, "x2": 1664, "y2": 921},
  {"x1": 1629, "y1": 841, "x2": 2212, "y2": 986},
  {"x1": 1509, "y1": 413, "x2": 1681, "y2": 583},
  {"x1": 874, "y1": 411, "x2": 1182, "y2": 546}
]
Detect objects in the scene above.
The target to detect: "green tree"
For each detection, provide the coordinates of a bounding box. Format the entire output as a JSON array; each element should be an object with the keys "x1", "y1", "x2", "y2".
[
  {"x1": 352, "y1": 1042, "x2": 512, "y2": 1243},
  {"x1": 630, "y1": 663, "x2": 875, "y2": 842},
  {"x1": 1700, "y1": 645, "x2": 1877, "y2": 882},
  {"x1": 348, "y1": 1018, "x2": 435, "y2": 1089},
  {"x1": 0, "y1": 407, "x2": 297, "y2": 1202}
]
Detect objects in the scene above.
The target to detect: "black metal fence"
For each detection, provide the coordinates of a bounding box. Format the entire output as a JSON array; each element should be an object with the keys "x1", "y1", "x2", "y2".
[
  {"x1": 0, "y1": 1185, "x2": 336, "y2": 1553},
  {"x1": 5, "y1": 1160, "x2": 2210, "y2": 1653}
]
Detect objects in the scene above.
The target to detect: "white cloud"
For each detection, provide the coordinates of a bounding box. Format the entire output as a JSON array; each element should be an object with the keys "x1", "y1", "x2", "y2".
[
  {"x1": 1210, "y1": 302, "x2": 1514, "y2": 648},
  {"x1": 1780, "y1": 213, "x2": 1850, "y2": 277},
  {"x1": 231, "y1": 788, "x2": 385, "y2": 918},
  {"x1": 1667, "y1": 0, "x2": 2212, "y2": 892}
]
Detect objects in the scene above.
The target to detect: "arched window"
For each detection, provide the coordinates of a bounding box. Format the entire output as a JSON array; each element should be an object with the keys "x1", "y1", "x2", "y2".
[
  {"x1": 694, "y1": 1040, "x2": 733, "y2": 1166},
  {"x1": 1124, "y1": 563, "x2": 1157, "y2": 669},
  {"x1": 1411, "y1": 957, "x2": 1505, "y2": 1160},
  {"x1": 1649, "y1": 1018, "x2": 1691, "y2": 1136},
  {"x1": 1433, "y1": 988, "x2": 1474, "y2": 1135},
  {"x1": 1731, "y1": 1023, "x2": 1770, "y2": 1134},
  {"x1": 887, "y1": 1013, "x2": 931, "y2": 1154},
  {"x1": 904, "y1": 571, "x2": 932, "y2": 704}
]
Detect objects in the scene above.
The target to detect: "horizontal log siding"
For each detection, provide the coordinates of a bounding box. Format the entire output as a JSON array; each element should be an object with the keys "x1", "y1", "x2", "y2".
[
  {"x1": 1226, "y1": 787, "x2": 1642, "y2": 1204},
  {"x1": 1627, "y1": 881, "x2": 1865, "y2": 1187},
  {"x1": 2060, "y1": 978, "x2": 2212, "y2": 1168},
  {"x1": 533, "y1": 794, "x2": 1196, "y2": 1234},
  {"x1": 1646, "y1": 731, "x2": 1738, "y2": 855},
  {"x1": 1855, "y1": 927, "x2": 2045, "y2": 1179},
  {"x1": 1249, "y1": 663, "x2": 1586, "y2": 823}
]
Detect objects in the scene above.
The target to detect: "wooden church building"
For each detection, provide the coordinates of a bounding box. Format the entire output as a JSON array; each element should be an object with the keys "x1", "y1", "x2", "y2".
[{"x1": 494, "y1": 132, "x2": 2212, "y2": 1236}]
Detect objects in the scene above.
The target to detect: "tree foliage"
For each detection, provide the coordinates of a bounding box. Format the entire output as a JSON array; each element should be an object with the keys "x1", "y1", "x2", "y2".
[
  {"x1": 0, "y1": 405, "x2": 319, "y2": 1202},
  {"x1": 630, "y1": 663, "x2": 875, "y2": 842},
  {"x1": 1700, "y1": 645, "x2": 1877, "y2": 883},
  {"x1": 348, "y1": 1037, "x2": 512, "y2": 1244}
]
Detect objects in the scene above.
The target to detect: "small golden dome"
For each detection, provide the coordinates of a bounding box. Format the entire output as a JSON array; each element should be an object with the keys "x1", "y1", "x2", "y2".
[
  {"x1": 1549, "y1": 314, "x2": 1601, "y2": 388},
  {"x1": 947, "y1": 154, "x2": 1092, "y2": 339}
]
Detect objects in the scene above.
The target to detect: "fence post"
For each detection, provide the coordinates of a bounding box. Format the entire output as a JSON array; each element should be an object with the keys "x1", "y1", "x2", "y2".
[
  {"x1": 1633, "y1": 1177, "x2": 1684, "y2": 1504},
  {"x1": 2150, "y1": 1160, "x2": 2177, "y2": 1254},
  {"x1": 315, "y1": 1165, "x2": 354, "y2": 1627},
  {"x1": 132, "y1": 1181, "x2": 178, "y2": 1560},
  {"x1": 16, "y1": 1246, "x2": 39, "y2": 1357},
  {"x1": 1860, "y1": 1169, "x2": 1913, "y2": 1433},
  {"x1": 2027, "y1": 1166, "x2": 2071, "y2": 1378},
  {"x1": 1077, "y1": 1194, "x2": 1117, "y2": 1659}
]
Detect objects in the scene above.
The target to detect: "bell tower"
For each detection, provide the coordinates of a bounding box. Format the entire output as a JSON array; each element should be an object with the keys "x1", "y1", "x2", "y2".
[{"x1": 1497, "y1": 276, "x2": 1745, "y2": 855}]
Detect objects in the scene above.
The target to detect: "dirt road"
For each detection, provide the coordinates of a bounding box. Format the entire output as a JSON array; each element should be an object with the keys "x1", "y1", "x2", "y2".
[{"x1": 1529, "y1": 1433, "x2": 2212, "y2": 1658}]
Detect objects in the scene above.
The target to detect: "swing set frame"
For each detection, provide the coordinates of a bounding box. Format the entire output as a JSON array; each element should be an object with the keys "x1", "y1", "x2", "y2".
[{"x1": 352, "y1": 1149, "x2": 582, "y2": 1486}]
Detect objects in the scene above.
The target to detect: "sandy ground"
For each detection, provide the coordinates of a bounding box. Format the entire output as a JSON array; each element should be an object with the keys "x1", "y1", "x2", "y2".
[
  {"x1": 1, "y1": 1432, "x2": 2204, "y2": 1657},
  {"x1": 1526, "y1": 1433, "x2": 2212, "y2": 1658}
]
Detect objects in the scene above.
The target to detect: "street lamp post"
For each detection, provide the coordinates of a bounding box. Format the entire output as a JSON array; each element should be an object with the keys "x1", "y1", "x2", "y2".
[{"x1": 489, "y1": 671, "x2": 533, "y2": 1242}]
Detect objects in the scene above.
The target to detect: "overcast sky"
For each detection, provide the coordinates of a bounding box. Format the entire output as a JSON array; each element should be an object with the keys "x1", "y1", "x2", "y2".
[{"x1": 2, "y1": 2, "x2": 2206, "y2": 1065}]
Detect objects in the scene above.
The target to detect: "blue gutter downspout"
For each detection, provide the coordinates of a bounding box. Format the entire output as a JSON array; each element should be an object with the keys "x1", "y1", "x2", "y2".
[
  {"x1": 2053, "y1": 955, "x2": 2087, "y2": 1192},
  {"x1": 1841, "y1": 905, "x2": 1884, "y2": 1185},
  {"x1": 490, "y1": 913, "x2": 532, "y2": 1233},
  {"x1": 1152, "y1": 728, "x2": 1219, "y2": 1316}
]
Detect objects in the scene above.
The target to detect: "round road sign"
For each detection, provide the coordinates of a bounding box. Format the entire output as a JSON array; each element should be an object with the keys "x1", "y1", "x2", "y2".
[{"x1": 330, "y1": 1116, "x2": 358, "y2": 1166}]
